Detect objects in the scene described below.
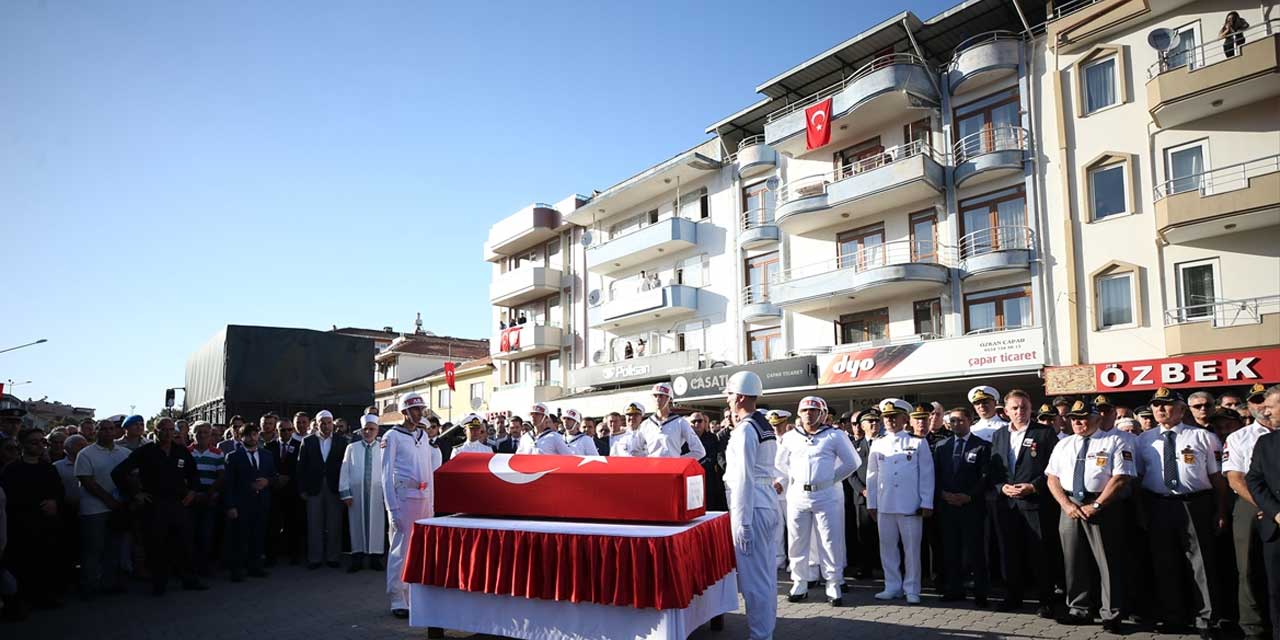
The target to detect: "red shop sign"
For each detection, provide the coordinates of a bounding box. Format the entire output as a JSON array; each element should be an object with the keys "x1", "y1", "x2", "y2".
[{"x1": 1094, "y1": 348, "x2": 1280, "y2": 392}]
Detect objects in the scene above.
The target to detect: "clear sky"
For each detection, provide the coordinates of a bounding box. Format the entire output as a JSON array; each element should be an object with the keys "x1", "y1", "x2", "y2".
[{"x1": 2, "y1": 0, "x2": 956, "y2": 417}]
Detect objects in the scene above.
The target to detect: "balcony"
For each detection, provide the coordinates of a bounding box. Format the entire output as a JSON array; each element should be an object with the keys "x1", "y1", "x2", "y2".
[
  {"x1": 1046, "y1": 0, "x2": 1195, "y2": 53},
  {"x1": 741, "y1": 283, "x2": 781, "y2": 324},
  {"x1": 735, "y1": 135, "x2": 777, "y2": 180},
  {"x1": 489, "y1": 266, "x2": 562, "y2": 308},
  {"x1": 592, "y1": 284, "x2": 699, "y2": 330},
  {"x1": 586, "y1": 217, "x2": 699, "y2": 276},
  {"x1": 739, "y1": 207, "x2": 779, "y2": 250},
  {"x1": 763, "y1": 54, "x2": 940, "y2": 153},
  {"x1": 953, "y1": 125, "x2": 1028, "y2": 188},
  {"x1": 483, "y1": 204, "x2": 561, "y2": 263},
  {"x1": 949, "y1": 32, "x2": 1021, "y2": 95},
  {"x1": 1163, "y1": 296, "x2": 1280, "y2": 356},
  {"x1": 959, "y1": 226, "x2": 1035, "y2": 281},
  {"x1": 490, "y1": 324, "x2": 564, "y2": 361},
  {"x1": 1147, "y1": 22, "x2": 1280, "y2": 129},
  {"x1": 775, "y1": 140, "x2": 945, "y2": 235},
  {"x1": 1154, "y1": 155, "x2": 1280, "y2": 244},
  {"x1": 490, "y1": 379, "x2": 565, "y2": 412},
  {"x1": 769, "y1": 240, "x2": 950, "y2": 315}
]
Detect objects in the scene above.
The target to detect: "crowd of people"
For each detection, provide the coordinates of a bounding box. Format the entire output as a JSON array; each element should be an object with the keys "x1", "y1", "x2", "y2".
[{"x1": 1, "y1": 380, "x2": 1278, "y2": 640}]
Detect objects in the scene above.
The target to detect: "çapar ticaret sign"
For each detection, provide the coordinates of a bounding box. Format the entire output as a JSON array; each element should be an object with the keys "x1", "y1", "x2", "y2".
[
  {"x1": 1045, "y1": 348, "x2": 1280, "y2": 395},
  {"x1": 818, "y1": 328, "x2": 1043, "y2": 387}
]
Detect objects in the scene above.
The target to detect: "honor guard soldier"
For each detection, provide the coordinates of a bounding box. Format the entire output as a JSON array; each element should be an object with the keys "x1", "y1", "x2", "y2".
[
  {"x1": 608, "y1": 403, "x2": 646, "y2": 457},
  {"x1": 723, "y1": 371, "x2": 781, "y2": 640},
  {"x1": 1046, "y1": 399, "x2": 1135, "y2": 632},
  {"x1": 1135, "y1": 387, "x2": 1228, "y2": 637},
  {"x1": 867, "y1": 398, "x2": 934, "y2": 604},
  {"x1": 934, "y1": 406, "x2": 991, "y2": 607},
  {"x1": 767, "y1": 409, "x2": 793, "y2": 570},
  {"x1": 641, "y1": 383, "x2": 705, "y2": 460},
  {"x1": 454, "y1": 414, "x2": 496, "y2": 454},
  {"x1": 561, "y1": 410, "x2": 597, "y2": 456},
  {"x1": 776, "y1": 396, "x2": 859, "y2": 606},
  {"x1": 1220, "y1": 402, "x2": 1275, "y2": 640},
  {"x1": 968, "y1": 386, "x2": 1008, "y2": 442},
  {"x1": 516, "y1": 403, "x2": 572, "y2": 456},
  {"x1": 383, "y1": 392, "x2": 443, "y2": 627}
]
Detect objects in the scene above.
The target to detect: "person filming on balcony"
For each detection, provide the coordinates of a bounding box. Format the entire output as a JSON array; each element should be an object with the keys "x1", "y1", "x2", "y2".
[{"x1": 1220, "y1": 11, "x2": 1249, "y2": 58}]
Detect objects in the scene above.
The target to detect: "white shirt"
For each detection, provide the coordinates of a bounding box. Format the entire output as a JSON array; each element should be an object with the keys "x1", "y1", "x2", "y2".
[
  {"x1": 456, "y1": 440, "x2": 495, "y2": 454},
  {"x1": 74, "y1": 442, "x2": 132, "y2": 516},
  {"x1": 380, "y1": 425, "x2": 442, "y2": 516},
  {"x1": 518, "y1": 429, "x2": 572, "y2": 456},
  {"x1": 1223, "y1": 423, "x2": 1272, "y2": 475},
  {"x1": 866, "y1": 430, "x2": 935, "y2": 514},
  {"x1": 1135, "y1": 424, "x2": 1222, "y2": 495},
  {"x1": 54, "y1": 458, "x2": 81, "y2": 505},
  {"x1": 640, "y1": 414, "x2": 706, "y2": 460},
  {"x1": 319, "y1": 435, "x2": 333, "y2": 461},
  {"x1": 1045, "y1": 431, "x2": 1136, "y2": 494},
  {"x1": 724, "y1": 411, "x2": 779, "y2": 518},
  {"x1": 1008, "y1": 426, "x2": 1029, "y2": 465},
  {"x1": 608, "y1": 430, "x2": 646, "y2": 457},
  {"x1": 564, "y1": 433, "x2": 599, "y2": 457},
  {"x1": 775, "y1": 426, "x2": 860, "y2": 503},
  {"x1": 970, "y1": 415, "x2": 1008, "y2": 442}
]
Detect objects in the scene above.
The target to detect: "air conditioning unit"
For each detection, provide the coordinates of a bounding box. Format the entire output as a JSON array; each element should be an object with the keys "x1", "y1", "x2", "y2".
[
  {"x1": 592, "y1": 349, "x2": 605, "y2": 364},
  {"x1": 587, "y1": 289, "x2": 602, "y2": 307}
]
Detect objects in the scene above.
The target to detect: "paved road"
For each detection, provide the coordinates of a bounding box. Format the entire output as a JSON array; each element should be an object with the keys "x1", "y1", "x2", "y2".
[{"x1": 11, "y1": 565, "x2": 1200, "y2": 640}]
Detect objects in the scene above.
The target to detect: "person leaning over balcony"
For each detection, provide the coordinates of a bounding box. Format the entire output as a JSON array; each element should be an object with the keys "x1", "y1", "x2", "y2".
[{"x1": 1220, "y1": 11, "x2": 1250, "y2": 58}]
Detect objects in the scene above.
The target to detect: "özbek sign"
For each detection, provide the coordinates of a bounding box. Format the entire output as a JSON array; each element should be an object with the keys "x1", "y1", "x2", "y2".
[{"x1": 1093, "y1": 348, "x2": 1279, "y2": 392}]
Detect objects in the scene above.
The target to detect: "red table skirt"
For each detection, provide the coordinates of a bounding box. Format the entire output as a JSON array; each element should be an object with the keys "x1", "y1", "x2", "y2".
[{"x1": 402, "y1": 514, "x2": 735, "y2": 610}]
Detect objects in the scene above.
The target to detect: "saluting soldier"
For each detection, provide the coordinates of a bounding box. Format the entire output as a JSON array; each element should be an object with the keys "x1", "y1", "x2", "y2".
[
  {"x1": 776, "y1": 396, "x2": 859, "y2": 607},
  {"x1": 383, "y1": 392, "x2": 443, "y2": 628},
  {"x1": 867, "y1": 398, "x2": 934, "y2": 605},
  {"x1": 1135, "y1": 387, "x2": 1228, "y2": 637},
  {"x1": 608, "y1": 403, "x2": 646, "y2": 457},
  {"x1": 1046, "y1": 399, "x2": 1135, "y2": 632},
  {"x1": 560, "y1": 409, "x2": 597, "y2": 457},
  {"x1": 1221, "y1": 401, "x2": 1274, "y2": 640},
  {"x1": 516, "y1": 403, "x2": 571, "y2": 456},
  {"x1": 641, "y1": 383, "x2": 705, "y2": 460}
]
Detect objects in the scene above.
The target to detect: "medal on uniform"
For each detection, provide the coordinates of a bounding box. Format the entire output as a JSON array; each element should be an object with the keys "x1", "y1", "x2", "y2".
[
  {"x1": 1029, "y1": 441, "x2": 1038, "y2": 458},
  {"x1": 1182, "y1": 446, "x2": 1195, "y2": 464},
  {"x1": 1095, "y1": 452, "x2": 1107, "y2": 467},
  {"x1": 906, "y1": 452, "x2": 912, "y2": 461}
]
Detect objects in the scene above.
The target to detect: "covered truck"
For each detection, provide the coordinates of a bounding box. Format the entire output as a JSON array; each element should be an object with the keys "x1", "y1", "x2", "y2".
[{"x1": 184, "y1": 325, "x2": 374, "y2": 427}]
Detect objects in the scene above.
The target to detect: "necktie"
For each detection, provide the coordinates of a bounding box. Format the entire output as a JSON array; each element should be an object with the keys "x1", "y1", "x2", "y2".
[
  {"x1": 250, "y1": 451, "x2": 258, "y2": 470},
  {"x1": 1072, "y1": 436, "x2": 1089, "y2": 500},
  {"x1": 953, "y1": 437, "x2": 964, "y2": 468},
  {"x1": 1163, "y1": 430, "x2": 1179, "y2": 491}
]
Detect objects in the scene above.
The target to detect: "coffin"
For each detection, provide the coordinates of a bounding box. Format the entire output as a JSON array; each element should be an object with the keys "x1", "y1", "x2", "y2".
[{"x1": 435, "y1": 453, "x2": 707, "y2": 523}]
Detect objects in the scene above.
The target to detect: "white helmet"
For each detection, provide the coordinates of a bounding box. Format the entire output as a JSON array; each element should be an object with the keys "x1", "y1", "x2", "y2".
[
  {"x1": 400, "y1": 392, "x2": 428, "y2": 412},
  {"x1": 724, "y1": 371, "x2": 763, "y2": 397},
  {"x1": 799, "y1": 396, "x2": 828, "y2": 412},
  {"x1": 530, "y1": 402, "x2": 549, "y2": 416},
  {"x1": 563, "y1": 409, "x2": 582, "y2": 425},
  {"x1": 651, "y1": 382, "x2": 674, "y2": 397}
]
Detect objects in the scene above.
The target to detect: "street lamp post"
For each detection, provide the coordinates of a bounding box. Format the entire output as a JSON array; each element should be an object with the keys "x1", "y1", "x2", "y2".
[{"x1": 0, "y1": 338, "x2": 48, "y2": 355}]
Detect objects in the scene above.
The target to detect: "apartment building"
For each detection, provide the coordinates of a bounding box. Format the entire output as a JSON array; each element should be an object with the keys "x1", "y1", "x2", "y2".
[{"x1": 1038, "y1": 0, "x2": 1280, "y2": 398}]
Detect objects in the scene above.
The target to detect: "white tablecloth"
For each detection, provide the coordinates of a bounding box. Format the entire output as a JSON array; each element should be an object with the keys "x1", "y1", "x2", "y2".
[{"x1": 414, "y1": 512, "x2": 724, "y2": 536}]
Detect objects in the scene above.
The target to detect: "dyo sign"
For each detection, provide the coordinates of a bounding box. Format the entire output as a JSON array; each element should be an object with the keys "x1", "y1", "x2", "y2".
[{"x1": 828, "y1": 355, "x2": 876, "y2": 379}]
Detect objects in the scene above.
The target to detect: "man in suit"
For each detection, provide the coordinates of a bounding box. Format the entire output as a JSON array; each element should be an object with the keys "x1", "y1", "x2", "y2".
[
  {"x1": 846, "y1": 409, "x2": 879, "y2": 579},
  {"x1": 985, "y1": 389, "x2": 1060, "y2": 617},
  {"x1": 1245, "y1": 385, "x2": 1280, "y2": 637},
  {"x1": 934, "y1": 406, "x2": 990, "y2": 607},
  {"x1": 296, "y1": 409, "x2": 348, "y2": 569},
  {"x1": 495, "y1": 418, "x2": 521, "y2": 454},
  {"x1": 224, "y1": 422, "x2": 276, "y2": 582}
]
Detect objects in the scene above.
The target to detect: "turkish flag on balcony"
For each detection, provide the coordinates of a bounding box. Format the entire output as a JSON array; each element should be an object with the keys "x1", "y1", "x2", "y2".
[
  {"x1": 444, "y1": 361, "x2": 457, "y2": 391},
  {"x1": 499, "y1": 325, "x2": 522, "y2": 352},
  {"x1": 805, "y1": 98, "x2": 833, "y2": 150}
]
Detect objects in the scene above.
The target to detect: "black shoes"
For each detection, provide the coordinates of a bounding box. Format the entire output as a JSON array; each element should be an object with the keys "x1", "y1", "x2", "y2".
[
  {"x1": 391, "y1": 608, "x2": 409, "y2": 619},
  {"x1": 996, "y1": 600, "x2": 1023, "y2": 612},
  {"x1": 1037, "y1": 605, "x2": 1055, "y2": 619},
  {"x1": 938, "y1": 593, "x2": 964, "y2": 602},
  {"x1": 325, "y1": 561, "x2": 341, "y2": 569},
  {"x1": 973, "y1": 597, "x2": 989, "y2": 609},
  {"x1": 1101, "y1": 618, "x2": 1124, "y2": 634},
  {"x1": 370, "y1": 557, "x2": 385, "y2": 571},
  {"x1": 1058, "y1": 612, "x2": 1091, "y2": 625}
]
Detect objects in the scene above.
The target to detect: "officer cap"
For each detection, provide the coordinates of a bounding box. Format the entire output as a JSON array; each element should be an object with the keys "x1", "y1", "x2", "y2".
[
  {"x1": 724, "y1": 371, "x2": 763, "y2": 397},
  {"x1": 459, "y1": 413, "x2": 483, "y2": 428},
  {"x1": 0, "y1": 394, "x2": 28, "y2": 419},
  {"x1": 623, "y1": 401, "x2": 645, "y2": 416},
  {"x1": 766, "y1": 409, "x2": 792, "y2": 426},
  {"x1": 1092, "y1": 394, "x2": 1113, "y2": 409},
  {"x1": 1036, "y1": 403, "x2": 1056, "y2": 420},
  {"x1": 530, "y1": 403, "x2": 549, "y2": 416},
  {"x1": 1065, "y1": 399, "x2": 1096, "y2": 418},
  {"x1": 1051, "y1": 396, "x2": 1071, "y2": 408},
  {"x1": 855, "y1": 409, "x2": 880, "y2": 424},
  {"x1": 967, "y1": 386, "x2": 1000, "y2": 404},
  {"x1": 839, "y1": 411, "x2": 853, "y2": 423},
  {"x1": 909, "y1": 403, "x2": 931, "y2": 419},
  {"x1": 1135, "y1": 405, "x2": 1154, "y2": 417},
  {"x1": 878, "y1": 398, "x2": 912, "y2": 416},
  {"x1": 1247, "y1": 383, "x2": 1267, "y2": 402},
  {"x1": 1148, "y1": 387, "x2": 1183, "y2": 405}
]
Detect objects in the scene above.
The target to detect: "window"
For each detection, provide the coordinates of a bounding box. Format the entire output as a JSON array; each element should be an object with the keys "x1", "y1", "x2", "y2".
[
  {"x1": 742, "y1": 181, "x2": 775, "y2": 227},
  {"x1": 1097, "y1": 272, "x2": 1135, "y2": 328},
  {"x1": 1088, "y1": 163, "x2": 1128, "y2": 220},
  {"x1": 1164, "y1": 23, "x2": 1200, "y2": 72},
  {"x1": 1176, "y1": 259, "x2": 1219, "y2": 320},
  {"x1": 964, "y1": 285, "x2": 1032, "y2": 333},
  {"x1": 437, "y1": 388, "x2": 451, "y2": 409},
  {"x1": 745, "y1": 252, "x2": 780, "y2": 302},
  {"x1": 835, "y1": 137, "x2": 885, "y2": 178},
  {"x1": 1082, "y1": 57, "x2": 1117, "y2": 114},
  {"x1": 545, "y1": 238, "x2": 561, "y2": 270},
  {"x1": 676, "y1": 255, "x2": 708, "y2": 287},
  {"x1": 676, "y1": 188, "x2": 708, "y2": 220},
  {"x1": 545, "y1": 295, "x2": 561, "y2": 328},
  {"x1": 910, "y1": 210, "x2": 937, "y2": 262},
  {"x1": 913, "y1": 298, "x2": 943, "y2": 337},
  {"x1": 747, "y1": 327, "x2": 782, "y2": 362},
  {"x1": 1164, "y1": 140, "x2": 1208, "y2": 196},
  {"x1": 954, "y1": 87, "x2": 1020, "y2": 160},
  {"x1": 959, "y1": 187, "x2": 1027, "y2": 255},
  {"x1": 470, "y1": 382, "x2": 485, "y2": 404},
  {"x1": 837, "y1": 224, "x2": 885, "y2": 270},
  {"x1": 547, "y1": 355, "x2": 561, "y2": 386},
  {"x1": 903, "y1": 118, "x2": 931, "y2": 148},
  {"x1": 838, "y1": 308, "x2": 889, "y2": 345}
]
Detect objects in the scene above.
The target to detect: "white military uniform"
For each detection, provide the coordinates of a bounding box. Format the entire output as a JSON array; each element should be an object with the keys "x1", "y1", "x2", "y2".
[
  {"x1": 382, "y1": 423, "x2": 442, "y2": 612},
  {"x1": 608, "y1": 429, "x2": 645, "y2": 457},
  {"x1": 970, "y1": 414, "x2": 1009, "y2": 443},
  {"x1": 1223, "y1": 423, "x2": 1271, "y2": 476},
  {"x1": 640, "y1": 413, "x2": 706, "y2": 460},
  {"x1": 455, "y1": 440, "x2": 495, "y2": 454},
  {"x1": 338, "y1": 437, "x2": 386, "y2": 555},
  {"x1": 517, "y1": 428, "x2": 573, "y2": 455},
  {"x1": 1134, "y1": 424, "x2": 1222, "y2": 494},
  {"x1": 866, "y1": 428, "x2": 935, "y2": 599},
  {"x1": 776, "y1": 425, "x2": 860, "y2": 587},
  {"x1": 564, "y1": 432, "x2": 598, "y2": 456},
  {"x1": 725, "y1": 410, "x2": 780, "y2": 640}
]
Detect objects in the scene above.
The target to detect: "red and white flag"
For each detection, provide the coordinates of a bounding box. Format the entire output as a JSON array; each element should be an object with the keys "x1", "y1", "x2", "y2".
[
  {"x1": 443, "y1": 361, "x2": 457, "y2": 391},
  {"x1": 805, "y1": 97, "x2": 833, "y2": 150}
]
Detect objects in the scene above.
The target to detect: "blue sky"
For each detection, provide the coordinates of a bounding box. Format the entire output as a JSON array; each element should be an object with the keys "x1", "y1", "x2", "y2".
[{"x1": 1, "y1": 0, "x2": 955, "y2": 417}]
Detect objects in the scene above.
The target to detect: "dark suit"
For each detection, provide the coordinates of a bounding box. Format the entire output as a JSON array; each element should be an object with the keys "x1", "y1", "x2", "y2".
[
  {"x1": 1246, "y1": 430, "x2": 1280, "y2": 630},
  {"x1": 697, "y1": 431, "x2": 727, "y2": 512},
  {"x1": 934, "y1": 433, "x2": 990, "y2": 599},
  {"x1": 846, "y1": 436, "x2": 878, "y2": 577},
  {"x1": 224, "y1": 447, "x2": 276, "y2": 577},
  {"x1": 986, "y1": 425, "x2": 1060, "y2": 608},
  {"x1": 297, "y1": 434, "x2": 348, "y2": 564},
  {"x1": 496, "y1": 437, "x2": 519, "y2": 455}
]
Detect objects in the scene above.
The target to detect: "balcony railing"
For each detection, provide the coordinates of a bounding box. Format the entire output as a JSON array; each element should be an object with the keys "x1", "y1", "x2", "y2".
[
  {"x1": 779, "y1": 139, "x2": 941, "y2": 203},
  {"x1": 740, "y1": 207, "x2": 775, "y2": 231},
  {"x1": 766, "y1": 53, "x2": 931, "y2": 124},
  {"x1": 738, "y1": 134, "x2": 766, "y2": 152},
  {"x1": 1148, "y1": 20, "x2": 1277, "y2": 79},
  {"x1": 953, "y1": 125, "x2": 1028, "y2": 165},
  {"x1": 832, "y1": 332, "x2": 943, "y2": 353},
  {"x1": 773, "y1": 239, "x2": 950, "y2": 284},
  {"x1": 496, "y1": 379, "x2": 563, "y2": 392},
  {"x1": 965, "y1": 323, "x2": 1037, "y2": 336},
  {"x1": 742, "y1": 282, "x2": 775, "y2": 305},
  {"x1": 959, "y1": 225, "x2": 1035, "y2": 259},
  {"x1": 1153, "y1": 154, "x2": 1280, "y2": 200},
  {"x1": 1164, "y1": 295, "x2": 1280, "y2": 326},
  {"x1": 1049, "y1": 0, "x2": 1103, "y2": 22},
  {"x1": 949, "y1": 30, "x2": 1022, "y2": 67}
]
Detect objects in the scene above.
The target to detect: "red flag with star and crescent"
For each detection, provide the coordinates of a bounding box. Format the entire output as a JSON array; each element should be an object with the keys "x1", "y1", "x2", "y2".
[
  {"x1": 805, "y1": 97, "x2": 833, "y2": 150},
  {"x1": 444, "y1": 361, "x2": 456, "y2": 391}
]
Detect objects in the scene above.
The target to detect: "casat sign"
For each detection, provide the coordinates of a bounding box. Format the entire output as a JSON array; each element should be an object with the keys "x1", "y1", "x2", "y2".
[{"x1": 671, "y1": 356, "x2": 817, "y2": 400}]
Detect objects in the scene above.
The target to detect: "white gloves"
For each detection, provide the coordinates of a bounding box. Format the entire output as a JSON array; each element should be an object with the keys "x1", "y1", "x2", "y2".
[{"x1": 732, "y1": 524, "x2": 753, "y2": 556}]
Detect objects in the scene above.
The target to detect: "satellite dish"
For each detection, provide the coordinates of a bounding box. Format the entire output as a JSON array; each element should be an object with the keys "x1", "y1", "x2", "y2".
[
  {"x1": 765, "y1": 176, "x2": 780, "y2": 191},
  {"x1": 1147, "y1": 28, "x2": 1177, "y2": 52},
  {"x1": 587, "y1": 289, "x2": 602, "y2": 306},
  {"x1": 580, "y1": 230, "x2": 594, "y2": 247},
  {"x1": 592, "y1": 349, "x2": 605, "y2": 364},
  {"x1": 470, "y1": 396, "x2": 482, "y2": 410}
]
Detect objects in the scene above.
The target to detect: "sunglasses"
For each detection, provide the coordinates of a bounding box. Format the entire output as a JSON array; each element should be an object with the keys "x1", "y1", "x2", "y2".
[{"x1": 1190, "y1": 404, "x2": 1210, "y2": 410}]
